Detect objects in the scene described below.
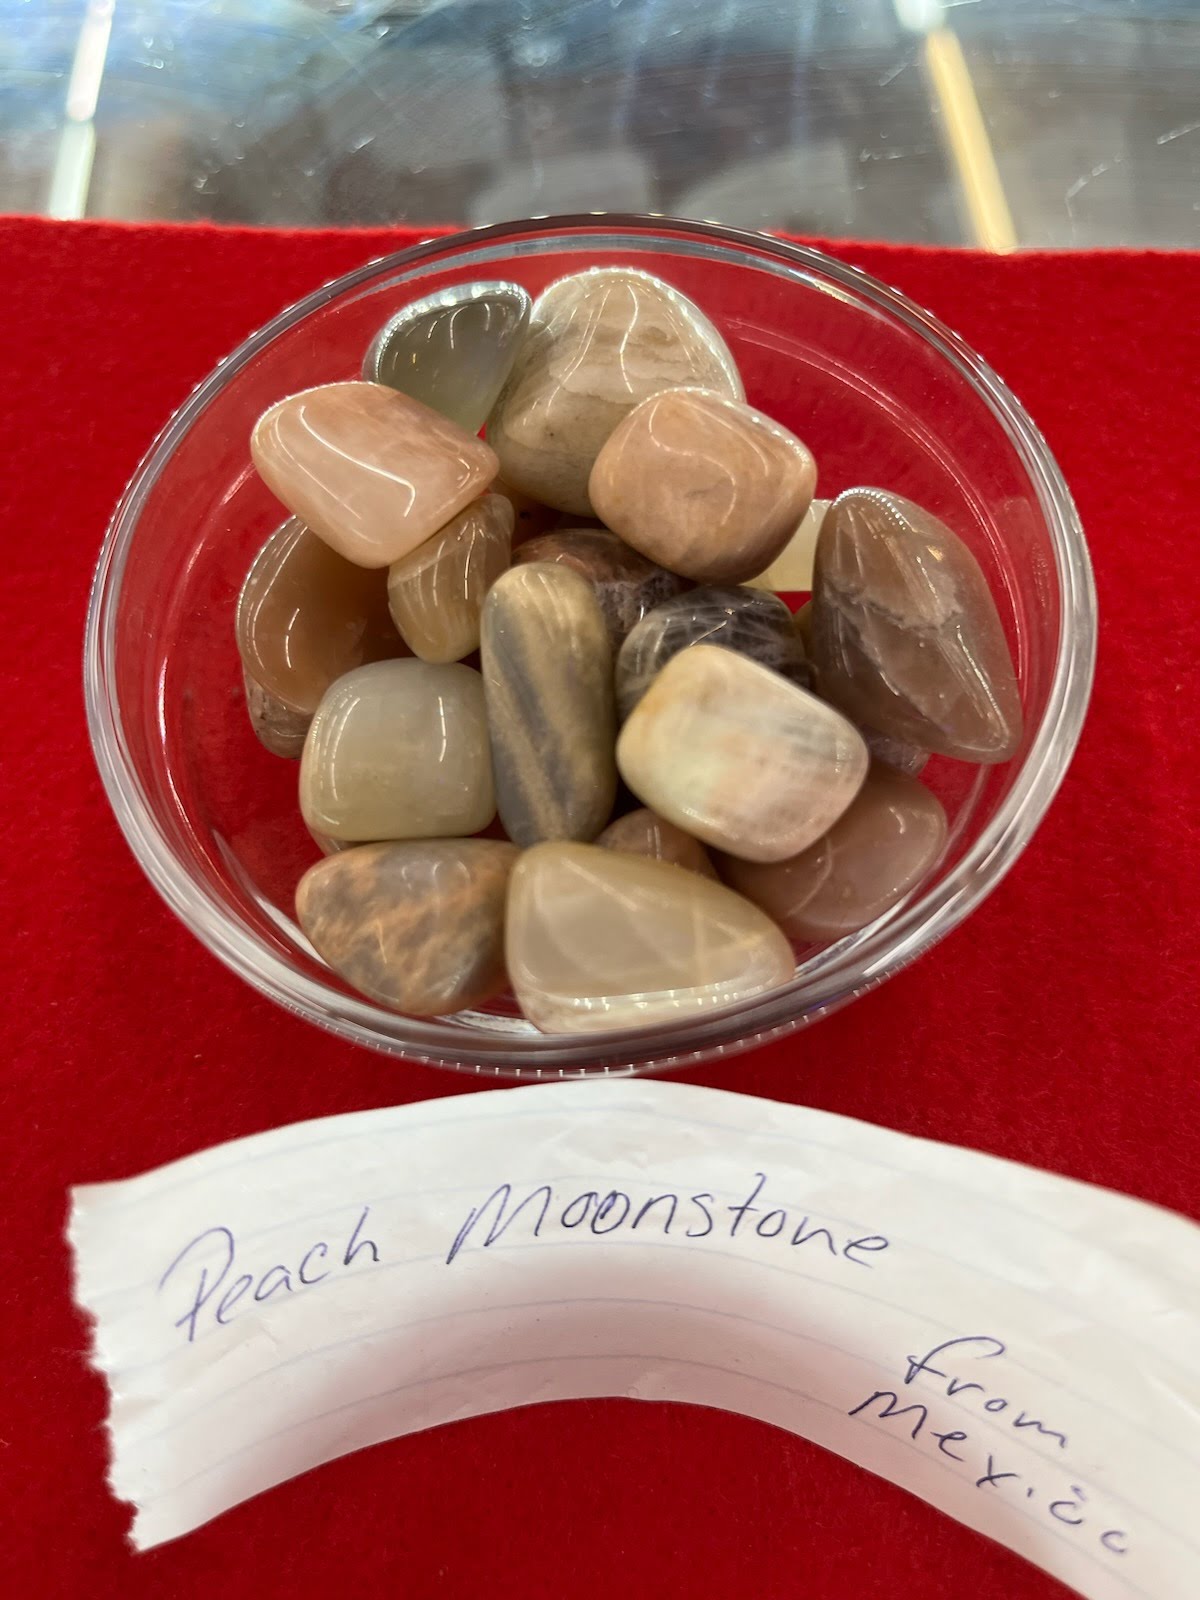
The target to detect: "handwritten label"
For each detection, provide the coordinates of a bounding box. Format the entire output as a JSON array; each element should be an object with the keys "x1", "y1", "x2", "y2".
[{"x1": 70, "y1": 1079, "x2": 1200, "y2": 1598}]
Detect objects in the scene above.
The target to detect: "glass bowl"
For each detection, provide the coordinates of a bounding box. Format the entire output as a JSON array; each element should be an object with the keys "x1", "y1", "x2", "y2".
[{"x1": 84, "y1": 215, "x2": 1096, "y2": 1077}]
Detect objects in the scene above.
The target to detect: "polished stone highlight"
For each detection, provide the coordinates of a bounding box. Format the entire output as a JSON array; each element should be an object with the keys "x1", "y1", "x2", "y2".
[
  {"x1": 237, "y1": 516, "x2": 403, "y2": 715},
  {"x1": 720, "y1": 766, "x2": 947, "y2": 942},
  {"x1": 387, "y1": 493, "x2": 513, "y2": 663},
  {"x1": 617, "y1": 645, "x2": 868, "y2": 863},
  {"x1": 596, "y1": 807, "x2": 718, "y2": 878},
  {"x1": 297, "y1": 839, "x2": 518, "y2": 1015},
  {"x1": 251, "y1": 381, "x2": 497, "y2": 569},
  {"x1": 506, "y1": 842, "x2": 794, "y2": 1033},
  {"x1": 615, "y1": 584, "x2": 811, "y2": 720},
  {"x1": 589, "y1": 387, "x2": 817, "y2": 583},
  {"x1": 513, "y1": 527, "x2": 686, "y2": 646},
  {"x1": 363, "y1": 281, "x2": 531, "y2": 435},
  {"x1": 810, "y1": 488, "x2": 1023, "y2": 763},
  {"x1": 480, "y1": 563, "x2": 616, "y2": 846},
  {"x1": 299, "y1": 659, "x2": 494, "y2": 842},
  {"x1": 487, "y1": 268, "x2": 742, "y2": 516}
]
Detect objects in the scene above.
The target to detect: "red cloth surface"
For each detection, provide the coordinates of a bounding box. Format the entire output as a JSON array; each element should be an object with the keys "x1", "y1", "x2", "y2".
[{"x1": 1, "y1": 215, "x2": 1198, "y2": 1600}]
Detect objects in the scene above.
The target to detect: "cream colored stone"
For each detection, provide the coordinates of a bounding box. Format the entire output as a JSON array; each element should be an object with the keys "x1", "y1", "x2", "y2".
[
  {"x1": 506, "y1": 843, "x2": 794, "y2": 1034},
  {"x1": 617, "y1": 645, "x2": 868, "y2": 863},
  {"x1": 589, "y1": 387, "x2": 816, "y2": 584},
  {"x1": 299, "y1": 659, "x2": 494, "y2": 842},
  {"x1": 387, "y1": 494, "x2": 513, "y2": 663},
  {"x1": 251, "y1": 381, "x2": 497, "y2": 569},
  {"x1": 487, "y1": 268, "x2": 742, "y2": 516},
  {"x1": 745, "y1": 499, "x2": 830, "y2": 593}
]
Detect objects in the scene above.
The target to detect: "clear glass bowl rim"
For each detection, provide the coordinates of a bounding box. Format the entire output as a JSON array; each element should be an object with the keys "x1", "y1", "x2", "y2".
[{"x1": 83, "y1": 214, "x2": 1097, "y2": 1076}]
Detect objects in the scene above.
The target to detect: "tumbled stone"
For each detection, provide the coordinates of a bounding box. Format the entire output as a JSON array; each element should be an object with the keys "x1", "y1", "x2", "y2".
[
  {"x1": 596, "y1": 808, "x2": 718, "y2": 879},
  {"x1": 746, "y1": 499, "x2": 830, "y2": 593},
  {"x1": 616, "y1": 585, "x2": 812, "y2": 721},
  {"x1": 506, "y1": 843, "x2": 794, "y2": 1033},
  {"x1": 387, "y1": 493, "x2": 513, "y2": 663},
  {"x1": 810, "y1": 488, "x2": 1023, "y2": 763},
  {"x1": 237, "y1": 516, "x2": 403, "y2": 715},
  {"x1": 617, "y1": 645, "x2": 868, "y2": 863},
  {"x1": 362, "y1": 281, "x2": 530, "y2": 435},
  {"x1": 297, "y1": 839, "x2": 518, "y2": 1015},
  {"x1": 589, "y1": 387, "x2": 817, "y2": 583},
  {"x1": 720, "y1": 767, "x2": 947, "y2": 942},
  {"x1": 243, "y1": 669, "x2": 310, "y2": 759},
  {"x1": 487, "y1": 268, "x2": 742, "y2": 516},
  {"x1": 480, "y1": 563, "x2": 616, "y2": 847},
  {"x1": 794, "y1": 599, "x2": 812, "y2": 650},
  {"x1": 251, "y1": 381, "x2": 497, "y2": 569},
  {"x1": 300, "y1": 659, "x2": 494, "y2": 842},
  {"x1": 513, "y1": 528, "x2": 687, "y2": 647}
]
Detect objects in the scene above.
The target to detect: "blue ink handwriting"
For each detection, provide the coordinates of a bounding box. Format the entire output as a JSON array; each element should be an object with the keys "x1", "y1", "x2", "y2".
[{"x1": 159, "y1": 1205, "x2": 379, "y2": 1343}]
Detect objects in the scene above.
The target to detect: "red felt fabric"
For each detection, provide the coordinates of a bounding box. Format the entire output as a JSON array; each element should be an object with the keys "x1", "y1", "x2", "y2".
[{"x1": 0, "y1": 214, "x2": 1197, "y2": 1600}]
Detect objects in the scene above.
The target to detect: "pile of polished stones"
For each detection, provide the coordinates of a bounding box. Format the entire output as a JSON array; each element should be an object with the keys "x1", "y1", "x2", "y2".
[{"x1": 236, "y1": 267, "x2": 1021, "y2": 1034}]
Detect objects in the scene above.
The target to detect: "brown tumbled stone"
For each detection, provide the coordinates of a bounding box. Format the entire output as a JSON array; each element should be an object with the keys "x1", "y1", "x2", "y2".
[
  {"x1": 237, "y1": 516, "x2": 403, "y2": 716},
  {"x1": 297, "y1": 839, "x2": 518, "y2": 1015},
  {"x1": 810, "y1": 488, "x2": 1022, "y2": 763}
]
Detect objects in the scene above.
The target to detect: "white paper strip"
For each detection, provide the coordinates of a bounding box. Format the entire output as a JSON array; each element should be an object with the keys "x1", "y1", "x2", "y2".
[{"x1": 70, "y1": 1079, "x2": 1200, "y2": 1597}]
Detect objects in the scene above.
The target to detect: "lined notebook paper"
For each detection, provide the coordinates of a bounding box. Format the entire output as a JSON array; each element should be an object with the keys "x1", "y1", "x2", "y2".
[{"x1": 70, "y1": 1079, "x2": 1200, "y2": 1596}]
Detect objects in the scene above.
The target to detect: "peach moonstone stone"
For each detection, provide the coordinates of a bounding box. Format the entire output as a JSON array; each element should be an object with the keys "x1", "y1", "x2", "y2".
[
  {"x1": 589, "y1": 387, "x2": 817, "y2": 584},
  {"x1": 251, "y1": 381, "x2": 497, "y2": 569},
  {"x1": 506, "y1": 843, "x2": 794, "y2": 1034},
  {"x1": 299, "y1": 659, "x2": 494, "y2": 842},
  {"x1": 236, "y1": 516, "x2": 402, "y2": 716},
  {"x1": 617, "y1": 645, "x2": 868, "y2": 863},
  {"x1": 298, "y1": 839, "x2": 518, "y2": 1016},
  {"x1": 386, "y1": 493, "x2": 514, "y2": 663}
]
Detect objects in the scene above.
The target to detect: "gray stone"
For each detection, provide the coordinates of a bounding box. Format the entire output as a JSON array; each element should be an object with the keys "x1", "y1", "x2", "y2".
[{"x1": 363, "y1": 281, "x2": 531, "y2": 435}]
